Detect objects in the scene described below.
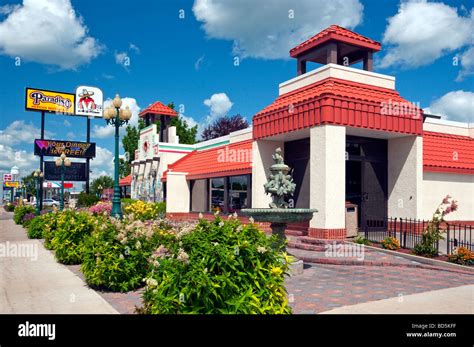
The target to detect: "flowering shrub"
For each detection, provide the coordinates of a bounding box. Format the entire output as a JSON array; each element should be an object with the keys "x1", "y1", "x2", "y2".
[
  {"x1": 353, "y1": 234, "x2": 371, "y2": 245},
  {"x1": 89, "y1": 202, "x2": 112, "y2": 216},
  {"x1": 448, "y1": 247, "x2": 474, "y2": 266},
  {"x1": 381, "y1": 236, "x2": 400, "y2": 250},
  {"x1": 21, "y1": 212, "x2": 36, "y2": 227},
  {"x1": 413, "y1": 195, "x2": 457, "y2": 257},
  {"x1": 123, "y1": 200, "x2": 166, "y2": 221},
  {"x1": 49, "y1": 210, "x2": 95, "y2": 264},
  {"x1": 26, "y1": 213, "x2": 50, "y2": 239},
  {"x1": 3, "y1": 203, "x2": 15, "y2": 212},
  {"x1": 81, "y1": 215, "x2": 173, "y2": 292},
  {"x1": 13, "y1": 205, "x2": 36, "y2": 225},
  {"x1": 139, "y1": 215, "x2": 292, "y2": 314}
]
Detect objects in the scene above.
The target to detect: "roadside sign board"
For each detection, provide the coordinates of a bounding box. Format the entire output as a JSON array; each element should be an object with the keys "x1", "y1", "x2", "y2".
[
  {"x1": 75, "y1": 86, "x2": 104, "y2": 118},
  {"x1": 3, "y1": 174, "x2": 12, "y2": 181},
  {"x1": 34, "y1": 139, "x2": 96, "y2": 158},
  {"x1": 4, "y1": 181, "x2": 20, "y2": 188},
  {"x1": 25, "y1": 87, "x2": 75, "y2": 114},
  {"x1": 44, "y1": 162, "x2": 87, "y2": 181}
]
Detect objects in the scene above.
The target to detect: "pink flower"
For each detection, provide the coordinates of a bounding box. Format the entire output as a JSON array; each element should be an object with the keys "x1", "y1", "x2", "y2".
[{"x1": 442, "y1": 195, "x2": 451, "y2": 204}]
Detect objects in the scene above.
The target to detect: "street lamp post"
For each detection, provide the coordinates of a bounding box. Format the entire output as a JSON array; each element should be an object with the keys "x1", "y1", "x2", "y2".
[
  {"x1": 104, "y1": 95, "x2": 132, "y2": 219},
  {"x1": 33, "y1": 169, "x2": 44, "y2": 215},
  {"x1": 55, "y1": 152, "x2": 71, "y2": 211},
  {"x1": 97, "y1": 184, "x2": 103, "y2": 199}
]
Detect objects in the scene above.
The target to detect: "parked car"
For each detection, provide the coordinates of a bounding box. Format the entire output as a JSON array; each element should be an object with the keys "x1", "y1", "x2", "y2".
[{"x1": 42, "y1": 198, "x2": 60, "y2": 207}]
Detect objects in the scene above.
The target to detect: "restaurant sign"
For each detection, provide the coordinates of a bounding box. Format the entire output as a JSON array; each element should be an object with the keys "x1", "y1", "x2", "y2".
[
  {"x1": 44, "y1": 162, "x2": 87, "y2": 181},
  {"x1": 34, "y1": 139, "x2": 96, "y2": 158},
  {"x1": 75, "y1": 86, "x2": 104, "y2": 118},
  {"x1": 25, "y1": 87, "x2": 75, "y2": 114},
  {"x1": 4, "y1": 181, "x2": 20, "y2": 188}
]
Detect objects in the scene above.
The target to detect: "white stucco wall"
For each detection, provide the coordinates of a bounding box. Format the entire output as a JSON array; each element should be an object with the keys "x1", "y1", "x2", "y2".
[
  {"x1": 423, "y1": 118, "x2": 472, "y2": 137},
  {"x1": 252, "y1": 140, "x2": 284, "y2": 208},
  {"x1": 309, "y1": 125, "x2": 346, "y2": 229},
  {"x1": 422, "y1": 172, "x2": 474, "y2": 221},
  {"x1": 387, "y1": 136, "x2": 423, "y2": 218},
  {"x1": 166, "y1": 172, "x2": 190, "y2": 213},
  {"x1": 279, "y1": 63, "x2": 395, "y2": 95}
]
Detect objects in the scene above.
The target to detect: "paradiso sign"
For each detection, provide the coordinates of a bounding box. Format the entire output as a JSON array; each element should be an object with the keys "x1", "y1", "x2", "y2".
[
  {"x1": 25, "y1": 88, "x2": 75, "y2": 114},
  {"x1": 34, "y1": 139, "x2": 96, "y2": 159}
]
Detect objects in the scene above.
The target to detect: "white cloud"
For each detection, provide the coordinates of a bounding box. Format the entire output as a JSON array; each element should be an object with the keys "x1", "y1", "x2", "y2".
[
  {"x1": 115, "y1": 51, "x2": 128, "y2": 65},
  {"x1": 192, "y1": 0, "x2": 363, "y2": 59},
  {"x1": 194, "y1": 54, "x2": 205, "y2": 70},
  {"x1": 203, "y1": 93, "x2": 233, "y2": 123},
  {"x1": 456, "y1": 46, "x2": 474, "y2": 81},
  {"x1": 0, "y1": 144, "x2": 38, "y2": 177},
  {"x1": 0, "y1": 120, "x2": 54, "y2": 145},
  {"x1": 129, "y1": 43, "x2": 140, "y2": 54},
  {"x1": 0, "y1": 0, "x2": 103, "y2": 70},
  {"x1": 92, "y1": 97, "x2": 141, "y2": 138},
  {"x1": 425, "y1": 90, "x2": 474, "y2": 123},
  {"x1": 90, "y1": 146, "x2": 114, "y2": 176},
  {"x1": 379, "y1": 0, "x2": 474, "y2": 69}
]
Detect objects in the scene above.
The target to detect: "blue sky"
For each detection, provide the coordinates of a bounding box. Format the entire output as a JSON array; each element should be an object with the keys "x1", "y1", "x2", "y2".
[{"x1": 0, "y1": 0, "x2": 473, "y2": 182}]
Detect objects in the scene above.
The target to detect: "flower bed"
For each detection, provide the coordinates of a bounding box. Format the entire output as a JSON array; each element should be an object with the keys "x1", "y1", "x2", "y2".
[{"x1": 139, "y1": 215, "x2": 291, "y2": 314}]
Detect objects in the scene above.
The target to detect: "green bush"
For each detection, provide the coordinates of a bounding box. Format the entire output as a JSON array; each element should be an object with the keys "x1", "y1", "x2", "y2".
[
  {"x1": 43, "y1": 212, "x2": 59, "y2": 250},
  {"x1": 77, "y1": 192, "x2": 99, "y2": 208},
  {"x1": 13, "y1": 205, "x2": 35, "y2": 225},
  {"x1": 81, "y1": 216, "x2": 171, "y2": 292},
  {"x1": 121, "y1": 198, "x2": 137, "y2": 206},
  {"x1": 50, "y1": 210, "x2": 95, "y2": 264},
  {"x1": 353, "y1": 234, "x2": 371, "y2": 245},
  {"x1": 26, "y1": 214, "x2": 47, "y2": 239},
  {"x1": 3, "y1": 203, "x2": 15, "y2": 212},
  {"x1": 140, "y1": 216, "x2": 292, "y2": 314}
]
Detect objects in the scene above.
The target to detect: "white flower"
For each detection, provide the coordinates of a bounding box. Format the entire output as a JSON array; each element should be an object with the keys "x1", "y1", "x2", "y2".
[
  {"x1": 213, "y1": 242, "x2": 219, "y2": 246},
  {"x1": 204, "y1": 267, "x2": 208, "y2": 273},
  {"x1": 135, "y1": 240, "x2": 142, "y2": 249},
  {"x1": 199, "y1": 212, "x2": 203, "y2": 219},
  {"x1": 236, "y1": 225, "x2": 243, "y2": 233},
  {"x1": 214, "y1": 210, "x2": 220, "y2": 216},
  {"x1": 257, "y1": 246, "x2": 267, "y2": 254},
  {"x1": 249, "y1": 217, "x2": 254, "y2": 224},
  {"x1": 119, "y1": 254, "x2": 125, "y2": 260},
  {"x1": 233, "y1": 212, "x2": 238, "y2": 218},
  {"x1": 145, "y1": 278, "x2": 158, "y2": 288},
  {"x1": 177, "y1": 248, "x2": 190, "y2": 264},
  {"x1": 219, "y1": 221, "x2": 224, "y2": 227}
]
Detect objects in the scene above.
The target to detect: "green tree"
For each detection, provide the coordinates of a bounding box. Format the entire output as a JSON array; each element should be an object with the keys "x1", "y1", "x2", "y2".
[
  {"x1": 168, "y1": 102, "x2": 198, "y2": 144},
  {"x1": 202, "y1": 114, "x2": 249, "y2": 141},
  {"x1": 21, "y1": 171, "x2": 36, "y2": 197},
  {"x1": 90, "y1": 176, "x2": 114, "y2": 196}
]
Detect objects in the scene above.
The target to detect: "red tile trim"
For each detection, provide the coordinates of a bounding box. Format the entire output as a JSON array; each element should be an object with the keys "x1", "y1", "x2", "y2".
[{"x1": 308, "y1": 228, "x2": 347, "y2": 239}]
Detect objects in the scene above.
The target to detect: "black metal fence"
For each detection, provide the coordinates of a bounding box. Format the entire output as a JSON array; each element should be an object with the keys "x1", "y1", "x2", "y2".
[
  {"x1": 363, "y1": 218, "x2": 473, "y2": 255},
  {"x1": 446, "y1": 223, "x2": 473, "y2": 254}
]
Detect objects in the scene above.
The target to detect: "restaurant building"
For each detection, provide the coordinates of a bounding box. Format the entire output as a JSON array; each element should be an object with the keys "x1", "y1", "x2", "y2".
[{"x1": 133, "y1": 25, "x2": 474, "y2": 238}]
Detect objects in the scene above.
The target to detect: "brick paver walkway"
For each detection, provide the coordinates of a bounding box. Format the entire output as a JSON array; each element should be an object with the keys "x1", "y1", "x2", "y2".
[{"x1": 286, "y1": 264, "x2": 474, "y2": 314}]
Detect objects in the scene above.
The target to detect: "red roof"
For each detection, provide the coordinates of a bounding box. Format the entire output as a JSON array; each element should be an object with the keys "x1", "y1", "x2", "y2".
[
  {"x1": 423, "y1": 132, "x2": 474, "y2": 175},
  {"x1": 119, "y1": 174, "x2": 132, "y2": 186},
  {"x1": 290, "y1": 25, "x2": 381, "y2": 58},
  {"x1": 139, "y1": 101, "x2": 177, "y2": 117},
  {"x1": 163, "y1": 140, "x2": 253, "y2": 180},
  {"x1": 253, "y1": 77, "x2": 423, "y2": 139}
]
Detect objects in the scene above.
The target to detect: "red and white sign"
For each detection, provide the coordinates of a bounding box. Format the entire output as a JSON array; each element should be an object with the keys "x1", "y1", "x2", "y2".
[
  {"x1": 3, "y1": 174, "x2": 12, "y2": 181},
  {"x1": 75, "y1": 86, "x2": 103, "y2": 118}
]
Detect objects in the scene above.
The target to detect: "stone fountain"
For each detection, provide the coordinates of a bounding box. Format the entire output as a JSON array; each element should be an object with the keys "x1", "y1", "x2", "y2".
[{"x1": 241, "y1": 148, "x2": 317, "y2": 274}]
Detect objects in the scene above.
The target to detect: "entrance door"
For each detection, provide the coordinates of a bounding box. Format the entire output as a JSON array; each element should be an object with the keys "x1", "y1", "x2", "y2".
[
  {"x1": 362, "y1": 160, "x2": 387, "y2": 231},
  {"x1": 346, "y1": 136, "x2": 387, "y2": 231}
]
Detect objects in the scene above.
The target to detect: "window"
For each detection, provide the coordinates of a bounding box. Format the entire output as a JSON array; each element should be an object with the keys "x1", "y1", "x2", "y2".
[
  {"x1": 228, "y1": 175, "x2": 248, "y2": 212},
  {"x1": 210, "y1": 178, "x2": 225, "y2": 212}
]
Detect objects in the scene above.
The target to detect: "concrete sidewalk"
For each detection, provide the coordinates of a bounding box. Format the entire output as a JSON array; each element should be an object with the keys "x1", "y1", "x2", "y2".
[
  {"x1": 0, "y1": 218, "x2": 118, "y2": 314},
  {"x1": 321, "y1": 284, "x2": 474, "y2": 314}
]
